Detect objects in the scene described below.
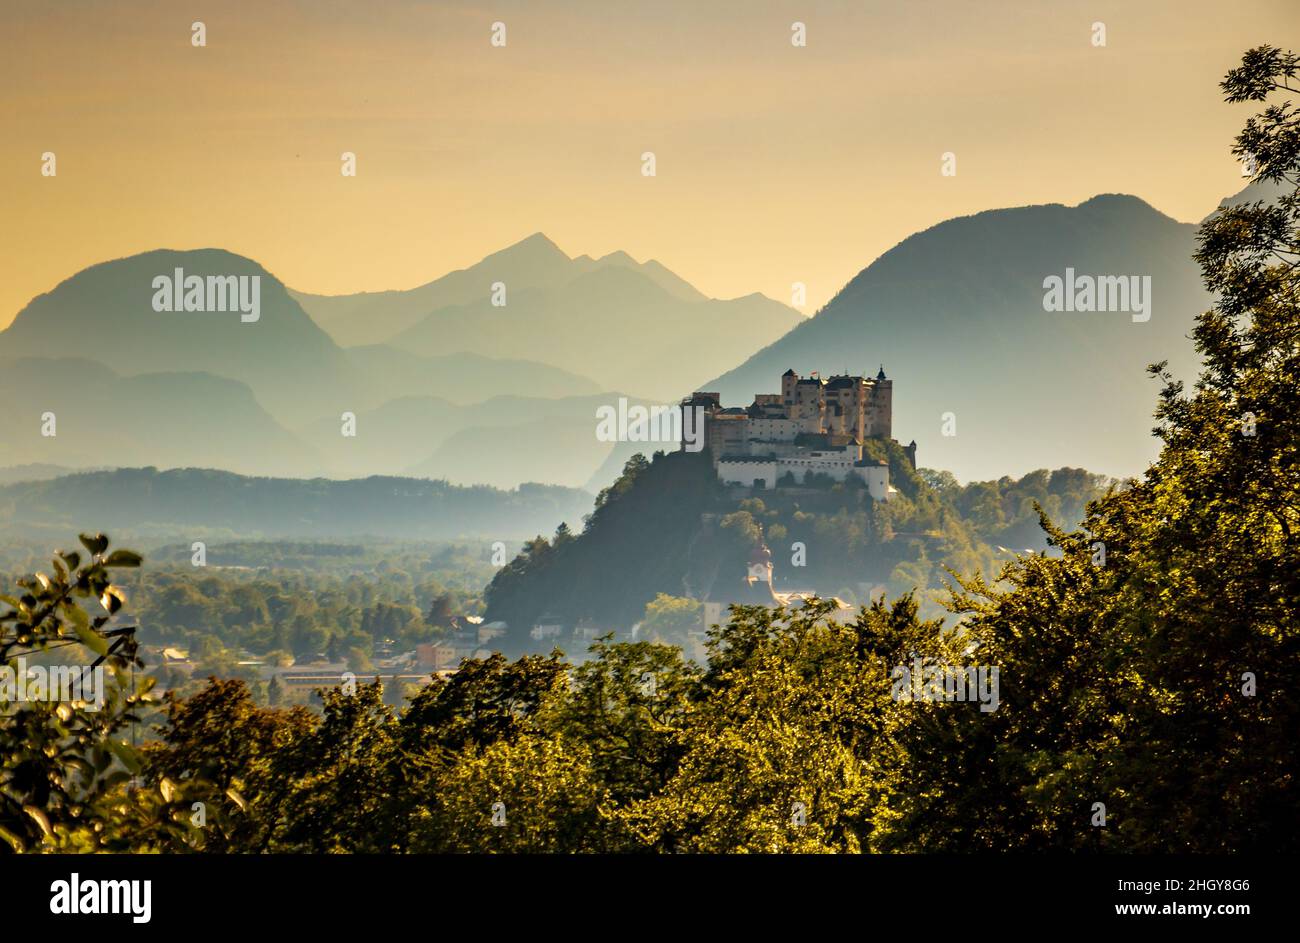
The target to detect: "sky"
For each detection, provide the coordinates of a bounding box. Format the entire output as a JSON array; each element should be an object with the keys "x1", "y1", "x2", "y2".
[{"x1": 2, "y1": 0, "x2": 1297, "y2": 326}]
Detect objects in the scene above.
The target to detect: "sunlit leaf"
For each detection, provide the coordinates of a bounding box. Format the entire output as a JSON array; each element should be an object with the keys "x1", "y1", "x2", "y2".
[
  {"x1": 78, "y1": 533, "x2": 109, "y2": 555},
  {"x1": 23, "y1": 805, "x2": 53, "y2": 839},
  {"x1": 66, "y1": 605, "x2": 110, "y2": 657},
  {"x1": 106, "y1": 738, "x2": 142, "y2": 775}
]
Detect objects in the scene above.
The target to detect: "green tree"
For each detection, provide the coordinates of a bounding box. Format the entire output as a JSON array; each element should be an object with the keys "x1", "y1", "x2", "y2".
[
  {"x1": 1, "y1": 535, "x2": 200, "y2": 852},
  {"x1": 639, "y1": 593, "x2": 702, "y2": 644}
]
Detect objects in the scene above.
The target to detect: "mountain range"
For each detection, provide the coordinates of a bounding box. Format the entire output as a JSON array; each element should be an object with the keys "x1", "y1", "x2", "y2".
[
  {"x1": 292, "y1": 232, "x2": 804, "y2": 401},
  {"x1": 0, "y1": 239, "x2": 798, "y2": 488},
  {"x1": 1, "y1": 186, "x2": 1254, "y2": 494}
]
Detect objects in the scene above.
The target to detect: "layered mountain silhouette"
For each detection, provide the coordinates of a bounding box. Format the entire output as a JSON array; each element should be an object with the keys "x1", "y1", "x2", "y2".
[
  {"x1": 2, "y1": 195, "x2": 1231, "y2": 491},
  {"x1": 0, "y1": 248, "x2": 610, "y2": 484},
  {"x1": 1, "y1": 241, "x2": 794, "y2": 487},
  {"x1": 0, "y1": 250, "x2": 355, "y2": 429},
  {"x1": 295, "y1": 391, "x2": 656, "y2": 489},
  {"x1": 0, "y1": 357, "x2": 318, "y2": 477},
  {"x1": 292, "y1": 233, "x2": 592, "y2": 344},
  {"x1": 343, "y1": 345, "x2": 602, "y2": 404},
  {"x1": 0, "y1": 249, "x2": 603, "y2": 426},
  {"x1": 294, "y1": 233, "x2": 805, "y2": 400},
  {"x1": 704, "y1": 194, "x2": 1212, "y2": 481}
]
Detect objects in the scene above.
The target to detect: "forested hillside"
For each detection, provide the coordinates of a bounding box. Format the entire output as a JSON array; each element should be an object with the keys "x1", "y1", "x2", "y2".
[{"x1": 483, "y1": 442, "x2": 1113, "y2": 648}]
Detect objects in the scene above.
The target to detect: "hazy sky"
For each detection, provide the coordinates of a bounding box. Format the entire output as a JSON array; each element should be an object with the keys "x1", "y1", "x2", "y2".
[{"x1": 2, "y1": 0, "x2": 1296, "y2": 326}]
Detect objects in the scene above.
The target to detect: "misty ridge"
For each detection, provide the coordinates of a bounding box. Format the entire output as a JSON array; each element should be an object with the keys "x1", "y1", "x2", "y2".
[
  {"x1": 0, "y1": 235, "x2": 800, "y2": 491},
  {"x1": 0, "y1": 180, "x2": 1281, "y2": 515},
  {"x1": 0, "y1": 468, "x2": 592, "y2": 543}
]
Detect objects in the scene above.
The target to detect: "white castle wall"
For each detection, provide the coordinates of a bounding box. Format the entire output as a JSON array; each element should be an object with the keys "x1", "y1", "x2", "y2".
[{"x1": 719, "y1": 452, "x2": 893, "y2": 500}]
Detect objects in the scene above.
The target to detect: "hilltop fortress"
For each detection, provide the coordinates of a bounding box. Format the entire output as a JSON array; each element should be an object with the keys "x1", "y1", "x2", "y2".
[{"x1": 682, "y1": 368, "x2": 915, "y2": 500}]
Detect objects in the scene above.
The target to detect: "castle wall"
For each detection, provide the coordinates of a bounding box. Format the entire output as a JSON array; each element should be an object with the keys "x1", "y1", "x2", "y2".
[
  {"x1": 719, "y1": 459, "x2": 778, "y2": 489},
  {"x1": 720, "y1": 449, "x2": 892, "y2": 500},
  {"x1": 748, "y1": 417, "x2": 799, "y2": 442}
]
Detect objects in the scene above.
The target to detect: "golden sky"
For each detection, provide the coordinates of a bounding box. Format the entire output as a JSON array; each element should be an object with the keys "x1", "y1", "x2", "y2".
[{"x1": 2, "y1": 0, "x2": 1296, "y2": 327}]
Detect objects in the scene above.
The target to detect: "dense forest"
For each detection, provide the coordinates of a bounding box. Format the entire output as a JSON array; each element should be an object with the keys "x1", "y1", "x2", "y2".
[
  {"x1": 1, "y1": 47, "x2": 1297, "y2": 854},
  {"x1": 482, "y1": 442, "x2": 1113, "y2": 648}
]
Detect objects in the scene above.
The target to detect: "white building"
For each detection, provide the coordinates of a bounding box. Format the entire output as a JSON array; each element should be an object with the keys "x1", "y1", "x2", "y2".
[{"x1": 718, "y1": 452, "x2": 893, "y2": 500}]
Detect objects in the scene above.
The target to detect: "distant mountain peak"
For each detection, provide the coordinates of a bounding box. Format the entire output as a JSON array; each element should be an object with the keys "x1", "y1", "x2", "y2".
[
  {"x1": 0, "y1": 247, "x2": 351, "y2": 429},
  {"x1": 496, "y1": 231, "x2": 569, "y2": 259},
  {"x1": 1076, "y1": 193, "x2": 1149, "y2": 209},
  {"x1": 597, "y1": 249, "x2": 638, "y2": 265},
  {"x1": 31, "y1": 247, "x2": 272, "y2": 301},
  {"x1": 1074, "y1": 192, "x2": 1175, "y2": 220}
]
